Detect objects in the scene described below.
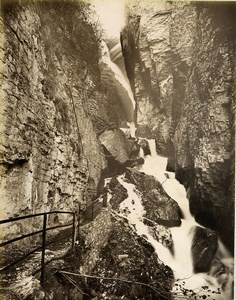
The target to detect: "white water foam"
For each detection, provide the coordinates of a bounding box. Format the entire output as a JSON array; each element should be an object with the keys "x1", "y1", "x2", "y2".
[
  {"x1": 117, "y1": 139, "x2": 233, "y2": 299},
  {"x1": 99, "y1": 40, "x2": 135, "y2": 122},
  {"x1": 120, "y1": 122, "x2": 137, "y2": 139}
]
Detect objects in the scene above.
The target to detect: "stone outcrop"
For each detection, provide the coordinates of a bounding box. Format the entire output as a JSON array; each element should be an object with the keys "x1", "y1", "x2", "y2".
[
  {"x1": 123, "y1": 1, "x2": 235, "y2": 252},
  {"x1": 124, "y1": 168, "x2": 182, "y2": 227},
  {"x1": 125, "y1": 167, "x2": 160, "y2": 191},
  {"x1": 138, "y1": 138, "x2": 151, "y2": 156},
  {"x1": 209, "y1": 256, "x2": 234, "y2": 298},
  {"x1": 191, "y1": 226, "x2": 218, "y2": 273},
  {"x1": 143, "y1": 189, "x2": 181, "y2": 227},
  {"x1": 148, "y1": 224, "x2": 173, "y2": 249},
  {"x1": 80, "y1": 209, "x2": 173, "y2": 299},
  {"x1": 99, "y1": 129, "x2": 133, "y2": 164},
  {"x1": 0, "y1": 1, "x2": 127, "y2": 245},
  {"x1": 108, "y1": 177, "x2": 128, "y2": 210}
]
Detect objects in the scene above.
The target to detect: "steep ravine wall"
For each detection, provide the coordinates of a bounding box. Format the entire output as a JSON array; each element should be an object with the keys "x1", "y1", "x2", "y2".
[
  {"x1": 0, "y1": 0, "x2": 126, "y2": 243},
  {"x1": 123, "y1": 2, "x2": 235, "y2": 252}
]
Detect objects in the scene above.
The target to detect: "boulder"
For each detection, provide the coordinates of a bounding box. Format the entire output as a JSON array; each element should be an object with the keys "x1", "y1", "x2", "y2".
[
  {"x1": 143, "y1": 189, "x2": 182, "y2": 227},
  {"x1": 124, "y1": 157, "x2": 145, "y2": 168},
  {"x1": 149, "y1": 224, "x2": 173, "y2": 249},
  {"x1": 127, "y1": 138, "x2": 140, "y2": 157},
  {"x1": 108, "y1": 177, "x2": 128, "y2": 210},
  {"x1": 191, "y1": 226, "x2": 218, "y2": 273},
  {"x1": 209, "y1": 256, "x2": 234, "y2": 297},
  {"x1": 125, "y1": 167, "x2": 161, "y2": 191},
  {"x1": 138, "y1": 138, "x2": 151, "y2": 156},
  {"x1": 99, "y1": 130, "x2": 132, "y2": 164}
]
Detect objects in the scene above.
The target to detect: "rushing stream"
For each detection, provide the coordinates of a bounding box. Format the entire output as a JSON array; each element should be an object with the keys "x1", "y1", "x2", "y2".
[
  {"x1": 94, "y1": 3, "x2": 233, "y2": 299},
  {"x1": 117, "y1": 139, "x2": 233, "y2": 300}
]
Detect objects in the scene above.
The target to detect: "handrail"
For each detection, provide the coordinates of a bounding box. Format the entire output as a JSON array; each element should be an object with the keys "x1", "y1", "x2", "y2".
[
  {"x1": 0, "y1": 194, "x2": 108, "y2": 285},
  {"x1": 0, "y1": 211, "x2": 77, "y2": 285},
  {"x1": 0, "y1": 234, "x2": 70, "y2": 272},
  {"x1": 0, "y1": 210, "x2": 75, "y2": 225},
  {"x1": 0, "y1": 222, "x2": 73, "y2": 247},
  {"x1": 79, "y1": 193, "x2": 107, "y2": 221}
]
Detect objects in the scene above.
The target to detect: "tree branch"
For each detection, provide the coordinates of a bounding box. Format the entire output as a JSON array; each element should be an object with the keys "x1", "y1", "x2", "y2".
[{"x1": 58, "y1": 270, "x2": 170, "y2": 299}]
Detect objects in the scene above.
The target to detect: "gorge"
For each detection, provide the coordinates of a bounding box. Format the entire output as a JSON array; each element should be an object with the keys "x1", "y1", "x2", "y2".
[{"x1": 0, "y1": 0, "x2": 235, "y2": 299}]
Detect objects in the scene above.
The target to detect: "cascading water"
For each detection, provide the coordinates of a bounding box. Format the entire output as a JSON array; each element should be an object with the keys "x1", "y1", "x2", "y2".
[
  {"x1": 93, "y1": 3, "x2": 233, "y2": 299},
  {"x1": 118, "y1": 140, "x2": 233, "y2": 299},
  {"x1": 93, "y1": 0, "x2": 136, "y2": 136},
  {"x1": 99, "y1": 40, "x2": 135, "y2": 126}
]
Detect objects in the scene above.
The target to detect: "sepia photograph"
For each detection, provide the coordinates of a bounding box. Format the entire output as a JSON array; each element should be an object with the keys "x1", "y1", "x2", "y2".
[{"x1": 0, "y1": 0, "x2": 235, "y2": 299}]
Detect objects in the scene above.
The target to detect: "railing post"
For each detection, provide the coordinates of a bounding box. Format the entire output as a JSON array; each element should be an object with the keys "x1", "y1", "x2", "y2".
[{"x1": 40, "y1": 214, "x2": 47, "y2": 285}]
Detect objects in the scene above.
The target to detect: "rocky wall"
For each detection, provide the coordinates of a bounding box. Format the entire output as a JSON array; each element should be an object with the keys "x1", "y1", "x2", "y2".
[
  {"x1": 0, "y1": 0, "x2": 125, "y2": 244},
  {"x1": 173, "y1": 3, "x2": 235, "y2": 252},
  {"x1": 124, "y1": 2, "x2": 235, "y2": 251}
]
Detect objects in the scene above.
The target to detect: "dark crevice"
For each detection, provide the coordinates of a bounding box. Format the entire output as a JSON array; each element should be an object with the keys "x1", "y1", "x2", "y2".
[{"x1": 2, "y1": 158, "x2": 29, "y2": 171}]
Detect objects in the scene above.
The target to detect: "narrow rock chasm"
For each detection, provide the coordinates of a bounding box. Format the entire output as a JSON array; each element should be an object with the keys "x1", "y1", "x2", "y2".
[{"x1": 0, "y1": 1, "x2": 235, "y2": 300}]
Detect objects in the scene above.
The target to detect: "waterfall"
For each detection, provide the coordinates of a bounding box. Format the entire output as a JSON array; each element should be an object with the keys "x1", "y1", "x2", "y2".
[
  {"x1": 93, "y1": 0, "x2": 136, "y2": 134},
  {"x1": 118, "y1": 139, "x2": 233, "y2": 299},
  {"x1": 99, "y1": 40, "x2": 135, "y2": 124},
  {"x1": 93, "y1": 4, "x2": 233, "y2": 299}
]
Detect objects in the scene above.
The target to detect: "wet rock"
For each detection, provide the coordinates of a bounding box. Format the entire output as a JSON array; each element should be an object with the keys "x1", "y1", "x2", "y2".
[
  {"x1": 166, "y1": 157, "x2": 175, "y2": 172},
  {"x1": 143, "y1": 189, "x2": 182, "y2": 227},
  {"x1": 108, "y1": 177, "x2": 128, "y2": 210},
  {"x1": 191, "y1": 226, "x2": 218, "y2": 273},
  {"x1": 99, "y1": 130, "x2": 133, "y2": 164},
  {"x1": 149, "y1": 224, "x2": 173, "y2": 249},
  {"x1": 127, "y1": 138, "x2": 140, "y2": 157},
  {"x1": 138, "y1": 138, "x2": 151, "y2": 156},
  {"x1": 124, "y1": 168, "x2": 181, "y2": 227},
  {"x1": 209, "y1": 256, "x2": 234, "y2": 297},
  {"x1": 124, "y1": 157, "x2": 145, "y2": 168},
  {"x1": 125, "y1": 167, "x2": 161, "y2": 191}
]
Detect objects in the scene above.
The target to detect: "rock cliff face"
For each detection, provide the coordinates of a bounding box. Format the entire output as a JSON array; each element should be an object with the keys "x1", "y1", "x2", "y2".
[
  {"x1": 123, "y1": 2, "x2": 235, "y2": 251},
  {"x1": 0, "y1": 0, "x2": 127, "y2": 242}
]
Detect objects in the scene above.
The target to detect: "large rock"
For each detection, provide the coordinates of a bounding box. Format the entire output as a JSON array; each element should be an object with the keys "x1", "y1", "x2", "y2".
[
  {"x1": 138, "y1": 138, "x2": 151, "y2": 156},
  {"x1": 125, "y1": 167, "x2": 161, "y2": 191},
  {"x1": 209, "y1": 256, "x2": 234, "y2": 298},
  {"x1": 191, "y1": 226, "x2": 218, "y2": 273},
  {"x1": 108, "y1": 177, "x2": 128, "y2": 209},
  {"x1": 122, "y1": 2, "x2": 174, "y2": 155},
  {"x1": 124, "y1": 157, "x2": 145, "y2": 168},
  {"x1": 99, "y1": 130, "x2": 133, "y2": 164},
  {"x1": 143, "y1": 189, "x2": 182, "y2": 227},
  {"x1": 125, "y1": 168, "x2": 181, "y2": 227},
  {"x1": 80, "y1": 210, "x2": 174, "y2": 299}
]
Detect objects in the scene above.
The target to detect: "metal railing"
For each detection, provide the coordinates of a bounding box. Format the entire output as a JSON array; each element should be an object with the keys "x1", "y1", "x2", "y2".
[
  {"x1": 0, "y1": 211, "x2": 77, "y2": 285},
  {"x1": 77, "y1": 193, "x2": 107, "y2": 239},
  {"x1": 0, "y1": 193, "x2": 108, "y2": 286}
]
